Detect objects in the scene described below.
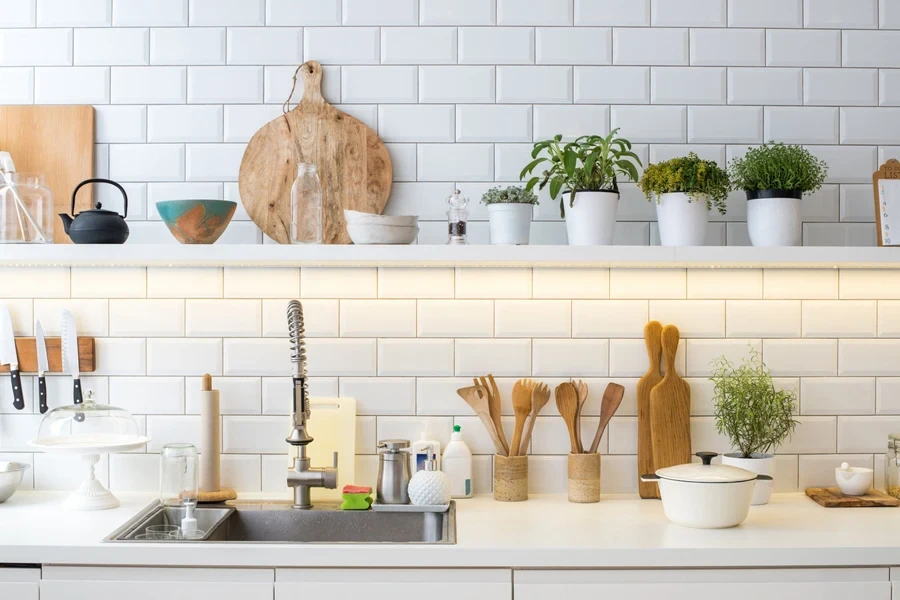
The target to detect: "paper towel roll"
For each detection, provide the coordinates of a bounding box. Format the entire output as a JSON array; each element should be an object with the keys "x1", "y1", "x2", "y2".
[{"x1": 199, "y1": 386, "x2": 220, "y2": 493}]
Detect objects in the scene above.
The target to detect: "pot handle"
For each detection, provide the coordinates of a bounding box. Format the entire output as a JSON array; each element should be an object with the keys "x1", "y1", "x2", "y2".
[
  {"x1": 71, "y1": 178, "x2": 128, "y2": 218},
  {"x1": 756, "y1": 474, "x2": 773, "y2": 481},
  {"x1": 640, "y1": 474, "x2": 660, "y2": 482},
  {"x1": 695, "y1": 451, "x2": 718, "y2": 465}
]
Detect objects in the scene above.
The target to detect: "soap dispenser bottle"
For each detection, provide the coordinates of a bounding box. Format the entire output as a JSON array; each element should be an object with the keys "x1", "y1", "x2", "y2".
[
  {"x1": 410, "y1": 424, "x2": 441, "y2": 473},
  {"x1": 408, "y1": 444, "x2": 451, "y2": 506},
  {"x1": 442, "y1": 425, "x2": 473, "y2": 498}
]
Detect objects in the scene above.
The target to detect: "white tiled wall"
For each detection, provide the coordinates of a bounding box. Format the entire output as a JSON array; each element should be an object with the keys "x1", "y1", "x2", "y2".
[
  {"x1": 2, "y1": 265, "x2": 898, "y2": 495},
  {"x1": 2, "y1": 0, "x2": 898, "y2": 244}
]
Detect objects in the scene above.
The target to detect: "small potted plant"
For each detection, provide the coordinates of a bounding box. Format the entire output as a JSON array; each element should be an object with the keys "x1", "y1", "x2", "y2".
[
  {"x1": 519, "y1": 128, "x2": 641, "y2": 245},
  {"x1": 480, "y1": 185, "x2": 538, "y2": 245},
  {"x1": 638, "y1": 153, "x2": 729, "y2": 246},
  {"x1": 710, "y1": 348, "x2": 799, "y2": 506},
  {"x1": 728, "y1": 142, "x2": 828, "y2": 247}
]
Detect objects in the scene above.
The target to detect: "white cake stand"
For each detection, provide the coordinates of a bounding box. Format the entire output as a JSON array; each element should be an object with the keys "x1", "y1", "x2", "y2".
[{"x1": 30, "y1": 435, "x2": 151, "y2": 511}]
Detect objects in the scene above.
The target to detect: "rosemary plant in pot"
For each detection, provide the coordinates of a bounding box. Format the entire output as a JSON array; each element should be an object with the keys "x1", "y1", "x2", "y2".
[
  {"x1": 711, "y1": 349, "x2": 799, "y2": 505},
  {"x1": 481, "y1": 185, "x2": 538, "y2": 245},
  {"x1": 520, "y1": 129, "x2": 641, "y2": 245},
  {"x1": 728, "y1": 143, "x2": 828, "y2": 247},
  {"x1": 638, "y1": 153, "x2": 729, "y2": 246}
]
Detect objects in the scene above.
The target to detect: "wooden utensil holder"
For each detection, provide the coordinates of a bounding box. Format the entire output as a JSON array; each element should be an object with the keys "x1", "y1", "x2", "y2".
[
  {"x1": 568, "y1": 452, "x2": 600, "y2": 503},
  {"x1": 493, "y1": 454, "x2": 528, "y2": 502}
]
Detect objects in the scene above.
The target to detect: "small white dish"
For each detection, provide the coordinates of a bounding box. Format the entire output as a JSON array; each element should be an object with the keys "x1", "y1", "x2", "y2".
[
  {"x1": 347, "y1": 222, "x2": 418, "y2": 245},
  {"x1": 835, "y1": 462, "x2": 874, "y2": 496},
  {"x1": 344, "y1": 210, "x2": 418, "y2": 228}
]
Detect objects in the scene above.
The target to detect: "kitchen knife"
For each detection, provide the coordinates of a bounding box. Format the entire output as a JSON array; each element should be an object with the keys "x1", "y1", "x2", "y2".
[
  {"x1": 0, "y1": 303, "x2": 24, "y2": 410},
  {"x1": 35, "y1": 320, "x2": 49, "y2": 414},
  {"x1": 60, "y1": 309, "x2": 83, "y2": 407}
]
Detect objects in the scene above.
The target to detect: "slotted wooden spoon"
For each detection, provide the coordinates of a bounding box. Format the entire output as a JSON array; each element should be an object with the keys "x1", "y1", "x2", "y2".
[
  {"x1": 555, "y1": 382, "x2": 581, "y2": 454},
  {"x1": 574, "y1": 379, "x2": 589, "y2": 453},
  {"x1": 509, "y1": 378, "x2": 535, "y2": 457},
  {"x1": 476, "y1": 375, "x2": 509, "y2": 456},
  {"x1": 457, "y1": 385, "x2": 506, "y2": 455},
  {"x1": 519, "y1": 382, "x2": 550, "y2": 456}
]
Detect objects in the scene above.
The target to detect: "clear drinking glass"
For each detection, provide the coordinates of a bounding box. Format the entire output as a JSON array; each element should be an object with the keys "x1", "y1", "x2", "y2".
[
  {"x1": 159, "y1": 443, "x2": 199, "y2": 510},
  {"x1": 0, "y1": 173, "x2": 53, "y2": 243},
  {"x1": 291, "y1": 163, "x2": 323, "y2": 244}
]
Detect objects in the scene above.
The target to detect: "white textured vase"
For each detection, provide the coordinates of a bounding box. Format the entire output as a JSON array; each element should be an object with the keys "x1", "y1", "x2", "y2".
[
  {"x1": 746, "y1": 192, "x2": 802, "y2": 247},
  {"x1": 656, "y1": 192, "x2": 709, "y2": 246},
  {"x1": 408, "y1": 469, "x2": 452, "y2": 506},
  {"x1": 487, "y1": 203, "x2": 532, "y2": 245},
  {"x1": 721, "y1": 452, "x2": 776, "y2": 506},
  {"x1": 564, "y1": 191, "x2": 619, "y2": 245}
]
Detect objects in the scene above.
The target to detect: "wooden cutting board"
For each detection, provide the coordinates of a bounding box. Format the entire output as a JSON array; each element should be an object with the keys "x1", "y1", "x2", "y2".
[
  {"x1": 649, "y1": 324, "x2": 691, "y2": 477},
  {"x1": 0, "y1": 105, "x2": 94, "y2": 244},
  {"x1": 238, "y1": 61, "x2": 392, "y2": 244},
  {"x1": 638, "y1": 321, "x2": 664, "y2": 499},
  {"x1": 286, "y1": 397, "x2": 356, "y2": 502},
  {"x1": 806, "y1": 487, "x2": 900, "y2": 507}
]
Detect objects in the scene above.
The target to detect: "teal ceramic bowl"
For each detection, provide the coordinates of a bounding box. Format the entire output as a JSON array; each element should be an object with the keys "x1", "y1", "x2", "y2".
[{"x1": 156, "y1": 200, "x2": 237, "y2": 244}]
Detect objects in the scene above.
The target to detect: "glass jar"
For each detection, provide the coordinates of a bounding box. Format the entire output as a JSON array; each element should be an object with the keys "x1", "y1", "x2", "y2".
[
  {"x1": 290, "y1": 163, "x2": 323, "y2": 244},
  {"x1": 160, "y1": 443, "x2": 199, "y2": 509},
  {"x1": 446, "y1": 189, "x2": 469, "y2": 245},
  {"x1": 887, "y1": 434, "x2": 900, "y2": 498},
  {"x1": 0, "y1": 173, "x2": 53, "y2": 243}
]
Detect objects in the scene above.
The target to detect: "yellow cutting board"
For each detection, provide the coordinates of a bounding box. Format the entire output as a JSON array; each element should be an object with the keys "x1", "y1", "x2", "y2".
[{"x1": 287, "y1": 397, "x2": 356, "y2": 502}]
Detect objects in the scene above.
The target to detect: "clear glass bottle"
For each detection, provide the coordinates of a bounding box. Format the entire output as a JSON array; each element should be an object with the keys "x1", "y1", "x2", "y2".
[
  {"x1": 0, "y1": 173, "x2": 53, "y2": 243},
  {"x1": 447, "y1": 189, "x2": 469, "y2": 245},
  {"x1": 291, "y1": 163, "x2": 323, "y2": 244},
  {"x1": 887, "y1": 434, "x2": 900, "y2": 498}
]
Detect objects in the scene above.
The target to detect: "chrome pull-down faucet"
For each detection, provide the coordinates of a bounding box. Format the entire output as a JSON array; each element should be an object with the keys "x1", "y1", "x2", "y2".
[{"x1": 285, "y1": 300, "x2": 338, "y2": 509}]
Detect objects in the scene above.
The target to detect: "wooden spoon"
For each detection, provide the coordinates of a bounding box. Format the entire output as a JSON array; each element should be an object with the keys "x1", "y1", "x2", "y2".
[
  {"x1": 555, "y1": 382, "x2": 581, "y2": 454},
  {"x1": 519, "y1": 382, "x2": 550, "y2": 456},
  {"x1": 589, "y1": 382, "x2": 625, "y2": 454},
  {"x1": 457, "y1": 385, "x2": 506, "y2": 455},
  {"x1": 509, "y1": 378, "x2": 534, "y2": 457},
  {"x1": 475, "y1": 375, "x2": 509, "y2": 456},
  {"x1": 574, "y1": 379, "x2": 589, "y2": 453}
]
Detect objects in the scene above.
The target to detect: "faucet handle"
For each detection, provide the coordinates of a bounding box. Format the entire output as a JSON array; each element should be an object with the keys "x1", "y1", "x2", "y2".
[{"x1": 332, "y1": 451, "x2": 339, "y2": 469}]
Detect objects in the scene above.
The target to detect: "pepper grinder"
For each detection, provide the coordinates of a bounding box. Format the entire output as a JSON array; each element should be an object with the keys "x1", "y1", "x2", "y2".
[{"x1": 446, "y1": 189, "x2": 469, "y2": 245}]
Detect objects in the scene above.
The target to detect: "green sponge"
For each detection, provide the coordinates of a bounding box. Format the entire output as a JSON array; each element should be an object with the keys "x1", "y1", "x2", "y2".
[{"x1": 341, "y1": 485, "x2": 373, "y2": 510}]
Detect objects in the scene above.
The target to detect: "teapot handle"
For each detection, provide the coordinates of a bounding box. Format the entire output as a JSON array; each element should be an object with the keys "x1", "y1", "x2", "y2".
[{"x1": 71, "y1": 178, "x2": 128, "y2": 218}]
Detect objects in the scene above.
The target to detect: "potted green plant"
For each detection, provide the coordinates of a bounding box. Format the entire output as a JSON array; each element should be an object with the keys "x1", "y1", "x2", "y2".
[
  {"x1": 728, "y1": 142, "x2": 828, "y2": 247},
  {"x1": 480, "y1": 185, "x2": 538, "y2": 245},
  {"x1": 710, "y1": 348, "x2": 799, "y2": 506},
  {"x1": 638, "y1": 153, "x2": 729, "y2": 246},
  {"x1": 519, "y1": 128, "x2": 641, "y2": 245}
]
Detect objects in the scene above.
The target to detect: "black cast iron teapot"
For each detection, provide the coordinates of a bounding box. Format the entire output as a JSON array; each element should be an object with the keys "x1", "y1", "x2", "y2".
[{"x1": 59, "y1": 178, "x2": 129, "y2": 244}]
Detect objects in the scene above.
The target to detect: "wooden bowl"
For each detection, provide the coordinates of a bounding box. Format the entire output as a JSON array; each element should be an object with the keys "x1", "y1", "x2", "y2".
[{"x1": 156, "y1": 200, "x2": 237, "y2": 244}]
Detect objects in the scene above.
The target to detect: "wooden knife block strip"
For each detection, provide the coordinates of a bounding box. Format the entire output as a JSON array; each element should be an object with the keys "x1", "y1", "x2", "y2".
[{"x1": 0, "y1": 337, "x2": 95, "y2": 373}]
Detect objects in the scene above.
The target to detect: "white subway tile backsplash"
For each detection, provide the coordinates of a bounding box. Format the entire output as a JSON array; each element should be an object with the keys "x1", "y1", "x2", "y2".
[
  {"x1": 726, "y1": 300, "x2": 801, "y2": 338},
  {"x1": 652, "y1": 67, "x2": 725, "y2": 105},
  {"x1": 304, "y1": 27, "x2": 380, "y2": 65},
  {"x1": 649, "y1": 300, "x2": 725, "y2": 338},
  {"x1": 150, "y1": 27, "x2": 224, "y2": 66},
  {"x1": 417, "y1": 144, "x2": 494, "y2": 181},
  {"x1": 803, "y1": 300, "x2": 877, "y2": 338},
  {"x1": 805, "y1": 0, "x2": 877, "y2": 28},
  {"x1": 840, "y1": 340, "x2": 900, "y2": 376},
  {"x1": 614, "y1": 28, "x2": 688, "y2": 66},
  {"x1": 224, "y1": 268, "x2": 299, "y2": 299},
  {"x1": 840, "y1": 270, "x2": 900, "y2": 299},
  {"x1": 148, "y1": 338, "x2": 223, "y2": 376},
  {"x1": 186, "y1": 300, "x2": 260, "y2": 337},
  {"x1": 305, "y1": 338, "x2": 377, "y2": 376},
  {"x1": 610, "y1": 338, "x2": 685, "y2": 377},
  {"x1": 459, "y1": 27, "x2": 533, "y2": 65},
  {"x1": 456, "y1": 339, "x2": 531, "y2": 376},
  {"x1": 764, "y1": 339, "x2": 838, "y2": 376},
  {"x1": 457, "y1": 105, "x2": 532, "y2": 143},
  {"x1": 765, "y1": 107, "x2": 839, "y2": 144},
  {"x1": 0, "y1": 66, "x2": 33, "y2": 103},
  {"x1": 0, "y1": 0, "x2": 35, "y2": 27},
  {"x1": 419, "y1": 300, "x2": 493, "y2": 338},
  {"x1": 148, "y1": 105, "x2": 223, "y2": 143},
  {"x1": 767, "y1": 30, "x2": 841, "y2": 67},
  {"x1": 419, "y1": 0, "x2": 494, "y2": 25},
  {"x1": 804, "y1": 68, "x2": 878, "y2": 107},
  {"x1": 690, "y1": 29, "x2": 765, "y2": 67},
  {"x1": 842, "y1": 108, "x2": 900, "y2": 144},
  {"x1": 33, "y1": 299, "x2": 107, "y2": 336},
  {"x1": 227, "y1": 27, "x2": 301, "y2": 65},
  {"x1": 111, "y1": 66, "x2": 186, "y2": 104},
  {"x1": 113, "y1": 0, "x2": 187, "y2": 26},
  {"x1": 262, "y1": 299, "x2": 338, "y2": 338},
  {"x1": 652, "y1": 0, "x2": 724, "y2": 26},
  {"x1": 498, "y1": 0, "x2": 572, "y2": 25},
  {"x1": 533, "y1": 339, "x2": 608, "y2": 377},
  {"x1": 687, "y1": 269, "x2": 762, "y2": 299},
  {"x1": 93, "y1": 338, "x2": 146, "y2": 375},
  {"x1": 497, "y1": 66, "x2": 573, "y2": 104},
  {"x1": 533, "y1": 268, "x2": 610, "y2": 299},
  {"x1": 536, "y1": 27, "x2": 610, "y2": 66},
  {"x1": 764, "y1": 269, "x2": 838, "y2": 299},
  {"x1": 419, "y1": 66, "x2": 495, "y2": 103},
  {"x1": 689, "y1": 106, "x2": 762, "y2": 144},
  {"x1": 611, "y1": 106, "x2": 686, "y2": 143},
  {"x1": 838, "y1": 416, "x2": 900, "y2": 453},
  {"x1": 189, "y1": 0, "x2": 264, "y2": 26},
  {"x1": 341, "y1": 300, "x2": 416, "y2": 337},
  {"x1": 34, "y1": 67, "x2": 110, "y2": 104},
  {"x1": 110, "y1": 300, "x2": 184, "y2": 337},
  {"x1": 75, "y1": 28, "x2": 149, "y2": 66},
  {"x1": 301, "y1": 267, "x2": 376, "y2": 298},
  {"x1": 110, "y1": 377, "x2": 184, "y2": 415},
  {"x1": 728, "y1": 68, "x2": 801, "y2": 106},
  {"x1": 342, "y1": 66, "x2": 417, "y2": 104},
  {"x1": 610, "y1": 268, "x2": 686, "y2": 299},
  {"x1": 456, "y1": 268, "x2": 532, "y2": 299},
  {"x1": 340, "y1": 378, "x2": 415, "y2": 415},
  {"x1": 188, "y1": 66, "x2": 263, "y2": 104},
  {"x1": 801, "y1": 378, "x2": 875, "y2": 415},
  {"x1": 575, "y1": 67, "x2": 648, "y2": 105},
  {"x1": 37, "y1": 0, "x2": 110, "y2": 26},
  {"x1": 685, "y1": 339, "x2": 761, "y2": 376},
  {"x1": 494, "y1": 300, "x2": 571, "y2": 338},
  {"x1": 728, "y1": 0, "x2": 802, "y2": 27},
  {"x1": 343, "y1": 0, "x2": 417, "y2": 25},
  {"x1": 223, "y1": 339, "x2": 289, "y2": 376},
  {"x1": 573, "y1": 300, "x2": 647, "y2": 338},
  {"x1": 381, "y1": 27, "x2": 456, "y2": 65},
  {"x1": 843, "y1": 31, "x2": 900, "y2": 68},
  {"x1": 147, "y1": 267, "x2": 222, "y2": 298},
  {"x1": 379, "y1": 339, "x2": 454, "y2": 376}
]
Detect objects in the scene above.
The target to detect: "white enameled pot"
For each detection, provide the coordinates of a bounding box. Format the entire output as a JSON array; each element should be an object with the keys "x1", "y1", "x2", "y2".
[
  {"x1": 641, "y1": 452, "x2": 772, "y2": 529},
  {"x1": 564, "y1": 191, "x2": 618, "y2": 245},
  {"x1": 746, "y1": 190, "x2": 802, "y2": 247},
  {"x1": 655, "y1": 192, "x2": 709, "y2": 246},
  {"x1": 487, "y1": 203, "x2": 532, "y2": 245}
]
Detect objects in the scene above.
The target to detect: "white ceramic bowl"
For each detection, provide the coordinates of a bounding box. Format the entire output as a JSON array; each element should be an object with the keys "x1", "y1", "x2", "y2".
[
  {"x1": 347, "y1": 222, "x2": 418, "y2": 245},
  {"x1": 835, "y1": 463, "x2": 874, "y2": 496},
  {"x1": 344, "y1": 210, "x2": 418, "y2": 228},
  {"x1": 0, "y1": 462, "x2": 30, "y2": 503}
]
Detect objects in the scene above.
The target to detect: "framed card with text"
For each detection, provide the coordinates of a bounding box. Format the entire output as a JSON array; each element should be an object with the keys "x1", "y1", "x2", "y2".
[{"x1": 874, "y1": 159, "x2": 900, "y2": 246}]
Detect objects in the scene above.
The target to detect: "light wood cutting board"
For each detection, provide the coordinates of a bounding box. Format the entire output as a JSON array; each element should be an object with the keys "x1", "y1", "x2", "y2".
[
  {"x1": 0, "y1": 105, "x2": 95, "y2": 244},
  {"x1": 286, "y1": 397, "x2": 356, "y2": 502},
  {"x1": 239, "y1": 61, "x2": 392, "y2": 244},
  {"x1": 649, "y1": 324, "x2": 691, "y2": 476},
  {"x1": 638, "y1": 321, "x2": 663, "y2": 499},
  {"x1": 806, "y1": 487, "x2": 900, "y2": 507}
]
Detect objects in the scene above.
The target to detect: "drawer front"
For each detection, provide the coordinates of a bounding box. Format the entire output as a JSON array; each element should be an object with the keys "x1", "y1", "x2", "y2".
[{"x1": 276, "y1": 569, "x2": 511, "y2": 600}]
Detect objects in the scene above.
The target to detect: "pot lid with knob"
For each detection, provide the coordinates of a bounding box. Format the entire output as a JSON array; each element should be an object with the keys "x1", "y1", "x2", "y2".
[{"x1": 644, "y1": 452, "x2": 770, "y2": 484}]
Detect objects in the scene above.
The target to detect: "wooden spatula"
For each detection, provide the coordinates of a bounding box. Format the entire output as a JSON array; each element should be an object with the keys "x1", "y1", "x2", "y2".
[
  {"x1": 574, "y1": 379, "x2": 588, "y2": 453},
  {"x1": 588, "y1": 382, "x2": 625, "y2": 454},
  {"x1": 555, "y1": 382, "x2": 580, "y2": 454},
  {"x1": 649, "y1": 324, "x2": 691, "y2": 475},
  {"x1": 476, "y1": 375, "x2": 509, "y2": 456},
  {"x1": 509, "y1": 378, "x2": 534, "y2": 457},
  {"x1": 519, "y1": 382, "x2": 550, "y2": 456},
  {"x1": 457, "y1": 385, "x2": 506, "y2": 455},
  {"x1": 638, "y1": 321, "x2": 664, "y2": 499}
]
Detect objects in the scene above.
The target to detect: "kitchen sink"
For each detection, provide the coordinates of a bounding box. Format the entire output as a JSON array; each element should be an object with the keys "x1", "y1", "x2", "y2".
[{"x1": 105, "y1": 501, "x2": 456, "y2": 544}]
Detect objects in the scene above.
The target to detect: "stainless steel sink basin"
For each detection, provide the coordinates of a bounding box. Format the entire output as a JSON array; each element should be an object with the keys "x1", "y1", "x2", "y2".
[{"x1": 106, "y1": 501, "x2": 456, "y2": 544}]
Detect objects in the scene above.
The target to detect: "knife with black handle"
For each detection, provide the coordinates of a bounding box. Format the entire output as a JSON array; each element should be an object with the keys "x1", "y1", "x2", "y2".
[
  {"x1": 61, "y1": 310, "x2": 84, "y2": 415},
  {"x1": 35, "y1": 320, "x2": 49, "y2": 414},
  {"x1": 0, "y1": 304, "x2": 24, "y2": 410}
]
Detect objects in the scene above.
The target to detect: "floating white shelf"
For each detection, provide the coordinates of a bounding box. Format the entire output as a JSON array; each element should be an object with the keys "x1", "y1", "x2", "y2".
[{"x1": 1, "y1": 244, "x2": 899, "y2": 269}]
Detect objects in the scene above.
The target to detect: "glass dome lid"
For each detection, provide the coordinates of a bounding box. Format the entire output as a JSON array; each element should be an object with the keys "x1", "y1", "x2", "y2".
[{"x1": 31, "y1": 390, "x2": 148, "y2": 453}]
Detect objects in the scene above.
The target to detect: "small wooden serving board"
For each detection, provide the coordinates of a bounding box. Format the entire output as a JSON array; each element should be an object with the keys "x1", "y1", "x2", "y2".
[{"x1": 805, "y1": 487, "x2": 900, "y2": 507}]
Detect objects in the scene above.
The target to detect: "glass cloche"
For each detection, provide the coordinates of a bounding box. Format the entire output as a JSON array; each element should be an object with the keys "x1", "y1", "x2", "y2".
[{"x1": 33, "y1": 390, "x2": 146, "y2": 452}]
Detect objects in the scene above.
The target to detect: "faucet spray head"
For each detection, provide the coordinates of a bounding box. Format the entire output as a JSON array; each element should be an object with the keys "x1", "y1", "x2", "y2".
[{"x1": 286, "y1": 300, "x2": 313, "y2": 446}]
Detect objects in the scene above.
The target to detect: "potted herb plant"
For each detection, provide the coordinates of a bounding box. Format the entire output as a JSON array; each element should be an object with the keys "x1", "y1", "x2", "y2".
[
  {"x1": 710, "y1": 348, "x2": 799, "y2": 506},
  {"x1": 728, "y1": 142, "x2": 828, "y2": 247},
  {"x1": 480, "y1": 185, "x2": 538, "y2": 245},
  {"x1": 519, "y1": 128, "x2": 641, "y2": 245},
  {"x1": 638, "y1": 153, "x2": 729, "y2": 246}
]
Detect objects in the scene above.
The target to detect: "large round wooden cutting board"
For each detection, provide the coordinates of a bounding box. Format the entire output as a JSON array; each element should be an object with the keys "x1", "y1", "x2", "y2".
[{"x1": 238, "y1": 61, "x2": 392, "y2": 244}]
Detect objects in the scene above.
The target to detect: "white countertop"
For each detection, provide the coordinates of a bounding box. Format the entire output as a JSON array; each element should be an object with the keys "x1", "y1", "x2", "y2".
[
  {"x1": 3, "y1": 492, "x2": 900, "y2": 569},
  {"x1": 3, "y1": 244, "x2": 900, "y2": 269}
]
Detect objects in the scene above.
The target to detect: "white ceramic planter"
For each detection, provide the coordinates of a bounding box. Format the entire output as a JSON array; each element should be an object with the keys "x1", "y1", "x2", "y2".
[
  {"x1": 655, "y1": 192, "x2": 709, "y2": 246},
  {"x1": 721, "y1": 453, "x2": 776, "y2": 506},
  {"x1": 746, "y1": 191, "x2": 802, "y2": 247},
  {"x1": 564, "y1": 191, "x2": 619, "y2": 246},
  {"x1": 487, "y1": 203, "x2": 533, "y2": 245}
]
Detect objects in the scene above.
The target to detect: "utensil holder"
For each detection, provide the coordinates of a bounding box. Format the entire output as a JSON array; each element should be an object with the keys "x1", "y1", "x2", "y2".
[
  {"x1": 568, "y1": 452, "x2": 601, "y2": 503},
  {"x1": 493, "y1": 454, "x2": 528, "y2": 502}
]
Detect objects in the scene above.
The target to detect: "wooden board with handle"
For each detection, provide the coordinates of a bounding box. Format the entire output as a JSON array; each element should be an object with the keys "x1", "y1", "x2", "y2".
[
  {"x1": 649, "y1": 324, "x2": 691, "y2": 480},
  {"x1": 638, "y1": 321, "x2": 664, "y2": 499},
  {"x1": 806, "y1": 487, "x2": 900, "y2": 508},
  {"x1": 0, "y1": 105, "x2": 95, "y2": 244},
  {"x1": 238, "y1": 61, "x2": 392, "y2": 244}
]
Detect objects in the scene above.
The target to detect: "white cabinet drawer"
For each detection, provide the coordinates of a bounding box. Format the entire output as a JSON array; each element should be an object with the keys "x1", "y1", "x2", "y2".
[
  {"x1": 41, "y1": 566, "x2": 274, "y2": 600},
  {"x1": 515, "y1": 568, "x2": 891, "y2": 600},
  {"x1": 0, "y1": 567, "x2": 40, "y2": 600},
  {"x1": 276, "y1": 569, "x2": 510, "y2": 600}
]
